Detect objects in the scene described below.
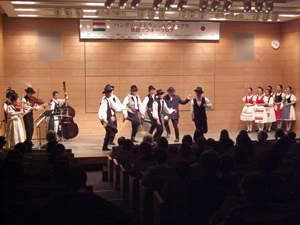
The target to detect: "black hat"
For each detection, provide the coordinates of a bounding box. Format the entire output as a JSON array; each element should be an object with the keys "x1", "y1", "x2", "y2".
[
  {"x1": 148, "y1": 85, "x2": 155, "y2": 92},
  {"x1": 25, "y1": 87, "x2": 36, "y2": 94},
  {"x1": 130, "y1": 85, "x2": 138, "y2": 92},
  {"x1": 194, "y1": 87, "x2": 204, "y2": 93},
  {"x1": 102, "y1": 85, "x2": 113, "y2": 94},
  {"x1": 167, "y1": 87, "x2": 176, "y2": 94},
  {"x1": 107, "y1": 84, "x2": 115, "y2": 90},
  {"x1": 156, "y1": 89, "x2": 165, "y2": 96}
]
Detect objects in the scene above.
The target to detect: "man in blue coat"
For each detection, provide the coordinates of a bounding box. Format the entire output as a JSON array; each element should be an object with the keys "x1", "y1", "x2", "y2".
[{"x1": 163, "y1": 87, "x2": 191, "y2": 142}]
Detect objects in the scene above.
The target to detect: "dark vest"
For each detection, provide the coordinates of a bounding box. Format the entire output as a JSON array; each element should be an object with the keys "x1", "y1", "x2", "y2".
[
  {"x1": 147, "y1": 94, "x2": 154, "y2": 109},
  {"x1": 157, "y1": 100, "x2": 164, "y2": 117},
  {"x1": 24, "y1": 95, "x2": 33, "y2": 116},
  {"x1": 106, "y1": 99, "x2": 112, "y2": 118},
  {"x1": 287, "y1": 94, "x2": 293, "y2": 103},
  {"x1": 274, "y1": 93, "x2": 283, "y2": 103},
  {"x1": 193, "y1": 98, "x2": 206, "y2": 120}
]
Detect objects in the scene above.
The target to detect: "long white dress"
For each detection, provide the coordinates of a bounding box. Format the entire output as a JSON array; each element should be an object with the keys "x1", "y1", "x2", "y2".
[
  {"x1": 255, "y1": 95, "x2": 268, "y2": 123},
  {"x1": 282, "y1": 94, "x2": 296, "y2": 121},
  {"x1": 265, "y1": 96, "x2": 276, "y2": 123},
  {"x1": 240, "y1": 95, "x2": 256, "y2": 121},
  {"x1": 7, "y1": 105, "x2": 24, "y2": 147}
]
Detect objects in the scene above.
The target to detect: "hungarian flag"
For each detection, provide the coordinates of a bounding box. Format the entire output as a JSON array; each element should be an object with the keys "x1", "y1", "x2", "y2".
[{"x1": 93, "y1": 22, "x2": 106, "y2": 31}]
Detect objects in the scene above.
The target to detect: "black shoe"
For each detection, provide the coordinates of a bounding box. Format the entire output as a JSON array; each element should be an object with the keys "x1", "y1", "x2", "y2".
[
  {"x1": 123, "y1": 117, "x2": 126, "y2": 123},
  {"x1": 102, "y1": 147, "x2": 111, "y2": 151},
  {"x1": 141, "y1": 118, "x2": 144, "y2": 125},
  {"x1": 109, "y1": 142, "x2": 116, "y2": 145},
  {"x1": 174, "y1": 139, "x2": 179, "y2": 142},
  {"x1": 166, "y1": 133, "x2": 170, "y2": 139},
  {"x1": 131, "y1": 138, "x2": 138, "y2": 143}
]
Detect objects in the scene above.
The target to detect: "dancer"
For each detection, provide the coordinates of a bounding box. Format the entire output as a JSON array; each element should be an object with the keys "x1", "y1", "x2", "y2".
[
  {"x1": 141, "y1": 85, "x2": 156, "y2": 135},
  {"x1": 281, "y1": 86, "x2": 296, "y2": 131},
  {"x1": 163, "y1": 87, "x2": 191, "y2": 142},
  {"x1": 99, "y1": 85, "x2": 118, "y2": 151},
  {"x1": 274, "y1": 84, "x2": 285, "y2": 129},
  {"x1": 265, "y1": 89, "x2": 276, "y2": 132},
  {"x1": 48, "y1": 91, "x2": 67, "y2": 133},
  {"x1": 240, "y1": 87, "x2": 256, "y2": 133},
  {"x1": 3, "y1": 88, "x2": 16, "y2": 138},
  {"x1": 254, "y1": 87, "x2": 268, "y2": 131},
  {"x1": 152, "y1": 89, "x2": 176, "y2": 143},
  {"x1": 190, "y1": 87, "x2": 212, "y2": 134},
  {"x1": 267, "y1": 86, "x2": 273, "y2": 97},
  {"x1": 123, "y1": 85, "x2": 145, "y2": 142},
  {"x1": 7, "y1": 94, "x2": 25, "y2": 148}
]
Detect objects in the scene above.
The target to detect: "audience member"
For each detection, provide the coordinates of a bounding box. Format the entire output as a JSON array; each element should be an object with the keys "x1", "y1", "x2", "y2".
[
  {"x1": 275, "y1": 128, "x2": 285, "y2": 140},
  {"x1": 14, "y1": 142, "x2": 27, "y2": 158},
  {"x1": 236, "y1": 133, "x2": 254, "y2": 155},
  {"x1": 157, "y1": 136, "x2": 168, "y2": 150},
  {"x1": 142, "y1": 134, "x2": 153, "y2": 144},
  {"x1": 24, "y1": 140, "x2": 33, "y2": 153},
  {"x1": 253, "y1": 130, "x2": 273, "y2": 155},
  {"x1": 67, "y1": 166, "x2": 88, "y2": 192},
  {"x1": 193, "y1": 129, "x2": 204, "y2": 143},
  {"x1": 117, "y1": 136, "x2": 126, "y2": 146},
  {"x1": 271, "y1": 135, "x2": 292, "y2": 161},
  {"x1": 206, "y1": 138, "x2": 215, "y2": 148},
  {"x1": 168, "y1": 142, "x2": 196, "y2": 167},
  {"x1": 0, "y1": 136, "x2": 6, "y2": 153},
  {"x1": 122, "y1": 139, "x2": 134, "y2": 151},
  {"x1": 182, "y1": 134, "x2": 193, "y2": 146}
]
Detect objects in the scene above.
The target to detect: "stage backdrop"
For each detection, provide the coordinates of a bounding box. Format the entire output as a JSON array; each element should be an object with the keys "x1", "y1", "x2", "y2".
[{"x1": 0, "y1": 15, "x2": 299, "y2": 138}]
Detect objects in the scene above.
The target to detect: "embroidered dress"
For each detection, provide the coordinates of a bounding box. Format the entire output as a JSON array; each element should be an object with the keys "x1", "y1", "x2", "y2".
[
  {"x1": 7, "y1": 105, "x2": 24, "y2": 147},
  {"x1": 240, "y1": 95, "x2": 256, "y2": 121},
  {"x1": 255, "y1": 95, "x2": 268, "y2": 123},
  {"x1": 281, "y1": 94, "x2": 296, "y2": 121},
  {"x1": 274, "y1": 92, "x2": 284, "y2": 120},
  {"x1": 265, "y1": 96, "x2": 276, "y2": 123}
]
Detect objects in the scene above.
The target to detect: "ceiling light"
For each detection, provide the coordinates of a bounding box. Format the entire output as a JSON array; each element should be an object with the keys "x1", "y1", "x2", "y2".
[
  {"x1": 131, "y1": 0, "x2": 141, "y2": 9},
  {"x1": 211, "y1": 0, "x2": 220, "y2": 11},
  {"x1": 255, "y1": 0, "x2": 262, "y2": 13},
  {"x1": 279, "y1": 14, "x2": 300, "y2": 17},
  {"x1": 165, "y1": 0, "x2": 175, "y2": 10},
  {"x1": 199, "y1": 0, "x2": 208, "y2": 12},
  {"x1": 153, "y1": 0, "x2": 162, "y2": 10},
  {"x1": 178, "y1": 0, "x2": 187, "y2": 11},
  {"x1": 223, "y1": 0, "x2": 232, "y2": 12},
  {"x1": 18, "y1": 14, "x2": 38, "y2": 17},
  {"x1": 15, "y1": 8, "x2": 37, "y2": 11},
  {"x1": 86, "y1": 3, "x2": 105, "y2": 6},
  {"x1": 243, "y1": 0, "x2": 251, "y2": 12},
  {"x1": 105, "y1": 0, "x2": 115, "y2": 8},
  {"x1": 265, "y1": 0, "x2": 273, "y2": 13},
  {"x1": 119, "y1": 0, "x2": 128, "y2": 9},
  {"x1": 83, "y1": 15, "x2": 98, "y2": 18},
  {"x1": 83, "y1": 9, "x2": 97, "y2": 12},
  {"x1": 12, "y1": 1, "x2": 35, "y2": 4}
]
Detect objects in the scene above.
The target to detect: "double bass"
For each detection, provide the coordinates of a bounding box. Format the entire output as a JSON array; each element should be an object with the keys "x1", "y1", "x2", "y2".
[{"x1": 57, "y1": 82, "x2": 79, "y2": 139}]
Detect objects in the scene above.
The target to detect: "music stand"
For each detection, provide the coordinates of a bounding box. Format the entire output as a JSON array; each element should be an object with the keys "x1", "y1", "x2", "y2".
[{"x1": 34, "y1": 110, "x2": 54, "y2": 149}]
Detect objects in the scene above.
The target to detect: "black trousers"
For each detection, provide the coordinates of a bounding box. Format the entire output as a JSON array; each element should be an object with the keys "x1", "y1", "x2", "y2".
[
  {"x1": 147, "y1": 110, "x2": 156, "y2": 134},
  {"x1": 153, "y1": 118, "x2": 163, "y2": 142},
  {"x1": 128, "y1": 111, "x2": 140, "y2": 139},
  {"x1": 164, "y1": 118, "x2": 179, "y2": 139},
  {"x1": 194, "y1": 119, "x2": 208, "y2": 134},
  {"x1": 111, "y1": 116, "x2": 117, "y2": 142},
  {"x1": 102, "y1": 119, "x2": 118, "y2": 149},
  {"x1": 23, "y1": 112, "x2": 34, "y2": 142}
]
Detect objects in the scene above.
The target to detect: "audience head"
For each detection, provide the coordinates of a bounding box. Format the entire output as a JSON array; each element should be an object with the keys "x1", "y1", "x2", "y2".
[
  {"x1": 157, "y1": 136, "x2": 168, "y2": 150},
  {"x1": 139, "y1": 141, "x2": 152, "y2": 156},
  {"x1": 259, "y1": 151, "x2": 278, "y2": 173},
  {"x1": 220, "y1": 154, "x2": 235, "y2": 174},
  {"x1": 67, "y1": 166, "x2": 87, "y2": 191},
  {"x1": 47, "y1": 140, "x2": 59, "y2": 153},
  {"x1": 182, "y1": 134, "x2": 193, "y2": 146},
  {"x1": 154, "y1": 148, "x2": 168, "y2": 164},
  {"x1": 179, "y1": 142, "x2": 193, "y2": 157},
  {"x1": 46, "y1": 130, "x2": 57, "y2": 142},
  {"x1": 239, "y1": 130, "x2": 248, "y2": 136},
  {"x1": 167, "y1": 145, "x2": 178, "y2": 154},
  {"x1": 275, "y1": 128, "x2": 285, "y2": 139},
  {"x1": 257, "y1": 130, "x2": 268, "y2": 142},
  {"x1": 122, "y1": 139, "x2": 134, "y2": 151},
  {"x1": 212, "y1": 141, "x2": 224, "y2": 156},
  {"x1": 175, "y1": 161, "x2": 191, "y2": 178},
  {"x1": 219, "y1": 129, "x2": 230, "y2": 141},
  {"x1": 117, "y1": 136, "x2": 126, "y2": 146},
  {"x1": 200, "y1": 150, "x2": 220, "y2": 175},
  {"x1": 55, "y1": 143, "x2": 65, "y2": 154},
  {"x1": 271, "y1": 135, "x2": 292, "y2": 161},
  {"x1": 240, "y1": 173, "x2": 267, "y2": 203},
  {"x1": 14, "y1": 142, "x2": 27, "y2": 157},
  {"x1": 0, "y1": 136, "x2": 6, "y2": 148},
  {"x1": 131, "y1": 145, "x2": 140, "y2": 155},
  {"x1": 143, "y1": 135, "x2": 153, "y2": 144},
  {"x1": 24, "y1": 140, "x2": 33, "y2": 153},
  {"x1": 196, "y1": 136, "x2": 207, "y2": 147},
  {"x1": 236, "y1": 134, "x2": 253, "y2": 155},
  {"x1": 206, "y1": 138, "x2": 215, "y2": 148},
  {"x1": 193, "y1": 130, "x2": 204, "y2": 142},
  {"x1": 287, "y1": 131, "x2": 296, "y2": 141}
]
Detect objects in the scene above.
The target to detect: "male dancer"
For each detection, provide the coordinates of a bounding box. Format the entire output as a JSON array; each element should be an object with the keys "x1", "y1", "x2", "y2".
[
  {"x1": 152, "y1": 89, "x2": 176, "y2": 144},
  {"x1": 190, "y1": 87, "x2": 212, "y2": 134},
  {"x1": 123, "y1": 85, "x2": 145, "y2": 142},
  {"x1": 163, "y1": 87, "x2": 191, "y2": 142},
  {"x1": 99, "y1": 85, "x2": 118, "y2": 151},
  {"x1": 141, "y1": 85, "x2": 156, "y2": 134}
]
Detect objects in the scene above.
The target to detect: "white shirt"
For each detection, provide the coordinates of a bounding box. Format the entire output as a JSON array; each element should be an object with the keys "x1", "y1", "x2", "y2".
[
  {"x1": 122, "y1": 94, "x2": 145, "y2": 115},
  {"x1": 102, "y1": 94, "x2": 124, "y2": 112},
  {"x1": 141, "y1": 94, "x2": 156, "y2": 112},
  {"x1": 152, "y1": 100, "x2": 174, "y2": 120},
  {"x1": 98, "y1": 98, "x2": 117, "y2": 120},
  {"x1": 50, "y1": 98, "x2": 66, "y2": 111},
  {"x1": 3, "y1": 100, "x2": 11, "y2": 114},
  {"x1": 285, "y1": 94, "x2": 297, "y2": 104},
  {"x1": 190, "y1": 97, "x2": 212, "y2": 119}
]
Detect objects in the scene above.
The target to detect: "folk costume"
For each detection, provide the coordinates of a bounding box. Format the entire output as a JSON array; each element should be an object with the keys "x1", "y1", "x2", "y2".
[
  {"x1": 240, "y1": 94, "x2": 256, "y2": 132},
  {"x1": 7, "y1": 105, "x2": 24, "y2": 148},
  {"x1": 141, "y1": 85, "x2": 156, "y2": 134}
]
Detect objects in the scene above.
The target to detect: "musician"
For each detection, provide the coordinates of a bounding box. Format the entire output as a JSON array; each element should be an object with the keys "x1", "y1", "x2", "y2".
[
  {"x1": 152, "y1": 89, "x2": 176, "y2": 143},
  {"x1": 163, "y1": 87, "x2": 191, "y2": 142},
  {"x1": 123, "y1": 85, "x2": 145, "y2": 142},
  {"x1": 3, "y1": 88, "x2": 16, "y2": 138},
  {"x1": 48, "y1": 91, "x2": 67, "y2": 134},
  {"x1": 22, "y1": 87, "x2": 47, "y2": 142},
  {"x1": 101, "y1": 85, "x2": 123, "y2": 146},
  {"x1": 141, "y1": 85, "x2": 156, "y2": 134},
  {"x1": 99, "y1": 85, "x2": 118, "y2": 151},
  {"x1": 190, "y1": 87, "x2": 212, "y2": 134}
]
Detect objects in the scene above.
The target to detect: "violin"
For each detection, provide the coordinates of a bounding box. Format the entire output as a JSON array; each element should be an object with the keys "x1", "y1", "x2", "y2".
[{"x1": 29, "y1": 96, "x2": 47, "y2": 106}]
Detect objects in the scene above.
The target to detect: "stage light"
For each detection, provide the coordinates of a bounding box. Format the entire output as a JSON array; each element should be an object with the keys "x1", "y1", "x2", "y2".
[
  {"x1": 165, "y1": 0, "x2": 175, "y2": 10},
  {"x1": 105, "y1": 0, "x2": 115, "y2": 9},
  {"x1": 262, "y1": 13, "x2": 269, "y2": 21},
  {"x1": 223, "y1": 0, "x2": 232, "y2": 12},
  {"x1": 119, "y1": 0, "x2": 128, "y2": 9},
  {"x1": 272, "y1": 14, "x2": 278, "y2": 22},
  {"x1": 255, "y1": 0, "x2": 263, "y2": 13},
  {"x1": 199, "y1": 0, "x2": 208, "y2": 12},
  {"x1": 131, "y1": 0, "x2": 141, "y2": 9},
  {"x1": 265, "y1": 0, "x2": 273, "y2": 13},
  {"x1": 178, "y1": 0, "x2": 187, "y2": 11},
  {"x1": 153, "y1": 0, "x2": 162, "y2": 10},
  {"x1": 243, "y1": 0, "x2": 251, "y2": 12},
  {"x1": 211, "y1": 0, "x2": 220, "y2": 11}
]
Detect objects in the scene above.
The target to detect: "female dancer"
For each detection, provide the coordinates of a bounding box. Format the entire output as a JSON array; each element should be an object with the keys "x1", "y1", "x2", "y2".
[
  {"x1": 265, "y1": 89, "x2": 276, "y2": 132},
  {"x1": 274, "y1": 85, "x2": 285, "y2": 129},
  {"x1": 254, "y1": 87, "x2": 268, "y2": 131},
  {"x1": 240, "y1": 87, "x2": 256, "y2": 133},
  {"x1": 281, "y1": 86, "x2": 296, "y2": 131},
  {"x1": 267, "y1": 86, "x2": 273, "y2": 97}
]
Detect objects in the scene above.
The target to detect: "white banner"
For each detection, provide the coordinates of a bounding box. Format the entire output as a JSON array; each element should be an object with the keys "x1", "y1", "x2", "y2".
[{"x1": 80, "y1": 20, "x2": 220, "y2": 40}]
